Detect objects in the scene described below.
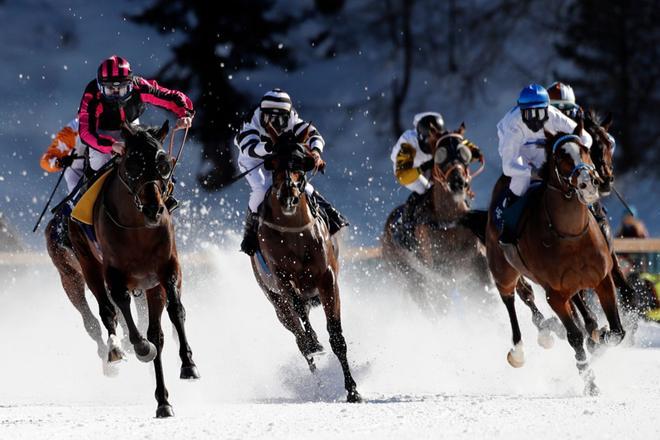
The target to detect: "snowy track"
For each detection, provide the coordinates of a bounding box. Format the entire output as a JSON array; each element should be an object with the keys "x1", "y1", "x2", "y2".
[{"x1": 2, "y1": 245, "x2": 660, "y2": 439}]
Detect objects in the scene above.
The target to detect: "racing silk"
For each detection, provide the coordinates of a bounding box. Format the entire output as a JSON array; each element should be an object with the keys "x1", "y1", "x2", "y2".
[
  {"x1": 235, "y1": 108, "x2": 324, "y2": 159},
  {"x1": 390, "y1": 129, "x2": 433, "y2": 194},
  {"x1": 497, "y1": 105, "x2": 592, "y2": 195},
  {"x1": 40, "y1": 118, "x2": 85, "y2": 172},
  {"x1": 77, "y1": 77, "x2": 193, "y2": 154}
]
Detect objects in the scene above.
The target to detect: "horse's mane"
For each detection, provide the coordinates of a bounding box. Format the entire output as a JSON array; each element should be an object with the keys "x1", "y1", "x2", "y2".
[
  {"x1": 537, "y1": 130, "x2": 572, "y2": 182},
  {"x1": 124, "y1": 124, "x2": 163, "y2": 151}
]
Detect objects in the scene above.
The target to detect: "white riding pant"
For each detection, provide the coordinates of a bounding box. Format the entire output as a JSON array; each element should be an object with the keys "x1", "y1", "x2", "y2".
[
  {"x1": 509, "y1": 175, "x2": 531, "y2": 197},
  {"x1": 238, "y1": 155, "x2": 314, "y2": 213}
]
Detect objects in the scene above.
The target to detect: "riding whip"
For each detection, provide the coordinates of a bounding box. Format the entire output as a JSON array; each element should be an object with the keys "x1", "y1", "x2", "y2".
[
  {"x1": 33, "y1": 167, "x2": 66, "y2": 233},
  {"x1": 612, "y1": 185, "x2": 635, "y2": 217}
]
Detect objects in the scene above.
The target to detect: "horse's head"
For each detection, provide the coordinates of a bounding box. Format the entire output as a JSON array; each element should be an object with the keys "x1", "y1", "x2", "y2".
[
  {"x1": 119, "y1": 120, "x2": 174, "y2": 227},
  {"x1": 585, "y1": 110, "x2": 615, "y2": 195},
  {"x1": 432, "y1": 123, "x2": 473, "y2": 196},
  {"x1": 544, "y1": 125, "x2": 600, "y2": 205},
  {"x1": 266, "y1": 126, "x2": 316, "y2": 216}
]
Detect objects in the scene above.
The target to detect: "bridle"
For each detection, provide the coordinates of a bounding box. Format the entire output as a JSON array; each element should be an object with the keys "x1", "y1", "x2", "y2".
[
  {"x1": 116, "y1": 147, "x2": 172, "y2": 215},
  {"x1": 431, "y1": 133, "x2": 484, "y2": 189},
  {"x1": 546, "y1": 134, "x2": 601, "y2": 204}
]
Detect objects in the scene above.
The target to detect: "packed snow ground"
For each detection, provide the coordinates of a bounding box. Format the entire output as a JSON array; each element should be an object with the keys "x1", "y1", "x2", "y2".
[{"x1": 1, "y1": 241, "x2": 660, "y2": 439}]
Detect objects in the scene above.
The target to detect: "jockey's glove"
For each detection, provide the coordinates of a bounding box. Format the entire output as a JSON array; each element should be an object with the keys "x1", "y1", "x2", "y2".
[{"x1": 56, "y1": 154, "x2": 75, "y2": 169}]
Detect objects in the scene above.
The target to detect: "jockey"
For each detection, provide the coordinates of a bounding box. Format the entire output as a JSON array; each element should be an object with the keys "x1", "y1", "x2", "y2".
[
  {"x1": 390, "y1": 112, "x2": 481, "y2": 249},
  {"x1": 235, "y1": 88, "x2": 348, "y2": 256},
  {"x1": 547, "y1": 82, "x2": 580, "y2": 120},
  {"x1": 496, "y1": 84, "x2": 592, "y2": 244},
  {"x1": 40, "y1": 117, "x2": 86, "y2": 194},
  {"x1": 77, "y1": 55, "x2": 194, "y2": 211}
]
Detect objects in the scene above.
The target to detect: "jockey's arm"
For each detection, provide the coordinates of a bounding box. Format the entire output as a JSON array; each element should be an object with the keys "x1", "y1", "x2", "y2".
[
  {"x1": 497, "y1": 120, "x2": 530, "y2": 179},
  {"x1": 135, "y1": 77, "x2": 194, "y2": 123},
  {"x1": 78, "y1": 83, "x2": 116, "y2": 154},
  {"x1": 40, "y1": 119, "x2": 79, "y2": 172},
  {"x1": 236, "y1": 122, "x2": 273, "y2": 159},
  {"x1": 392, "y1": 140, "x2": 431, "y2": 194},
  {"x1": 549, "y1": 107, "x2": 592, "y2": 148}
]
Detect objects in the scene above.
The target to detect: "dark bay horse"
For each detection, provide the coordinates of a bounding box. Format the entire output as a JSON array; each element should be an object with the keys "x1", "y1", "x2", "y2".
[
  {"x1": 382, "y1": 124, "x2": 491, "y2": 310},
  {"x1": 249, "y1": 128, "x2": 361, "y2": 403},
  {"x1": 67, "y1": 121, "x2": 199, "y2": 417},
  {"x1": 486, "y1": 123, "x2": 624, "y2": 395}
]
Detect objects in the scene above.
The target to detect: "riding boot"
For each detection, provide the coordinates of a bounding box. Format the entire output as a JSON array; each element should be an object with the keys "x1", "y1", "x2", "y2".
[
  {"x1": 589, "y1": 201, "x2": 611, "y2": 246},
  {"x1": 497, "y1": 189, "x2": 520, "y2": 245},
  {"x1": 311, "y1": 191, "x2": 349, "y2": 235},
  {"x1": 240, "y1": 210, "x2": 260, "y2": 256}
]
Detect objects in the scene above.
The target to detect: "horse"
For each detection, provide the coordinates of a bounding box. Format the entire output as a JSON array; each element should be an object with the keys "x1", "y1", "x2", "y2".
[
  {"x1": 249, "y1": 127, "x2": 361, "y2": 403},
  {"x1": 382, "y1": 124, "x2": 491, "y2": 311},
  {"x1": 66, "y1": 121, "x2": 199, "y2": 417},
  {"x1": 485, "y1": 121, "x2": 625, "y2": 395}
]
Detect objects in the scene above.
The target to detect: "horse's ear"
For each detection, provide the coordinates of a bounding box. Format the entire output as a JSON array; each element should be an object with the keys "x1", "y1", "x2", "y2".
[
  {"x1": 121, "y1": 122, "x2": 136, "y2": 139},
  {"x1": 457, "y1": 122, "x2": 466, "y2": 136},
  {"x1": 602, "y1": 112, "x2": 613, "y2": 132},
  {"x1": 155, "y1": 120, "x2": 169, "y2": 143},
  {"x1": 265, "y1": 122, "x2": 279, "y2": 143}
]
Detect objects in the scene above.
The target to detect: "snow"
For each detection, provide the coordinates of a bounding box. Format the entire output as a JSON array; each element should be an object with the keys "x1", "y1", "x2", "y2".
[{"x1": 2, "y1": 243, "x2": 660, "y2": 439}]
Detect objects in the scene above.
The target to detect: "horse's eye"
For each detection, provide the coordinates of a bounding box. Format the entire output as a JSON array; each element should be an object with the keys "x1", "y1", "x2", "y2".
[
  {"x1": 156, "y1": 159, "x2": 172, "y2": 179},
  {"x1": 434, "y1": 147, "x2": 448, "y2": 164}
]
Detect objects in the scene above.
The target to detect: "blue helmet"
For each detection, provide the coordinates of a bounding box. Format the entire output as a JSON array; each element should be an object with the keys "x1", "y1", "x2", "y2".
[{"x1": 517, "y1": 84, "x2": 549, "y2": 109}]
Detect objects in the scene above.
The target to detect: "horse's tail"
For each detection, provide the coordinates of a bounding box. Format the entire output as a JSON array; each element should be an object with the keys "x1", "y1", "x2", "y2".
[{"x1": 459, "y1": 209, "x2": 488, "y2": 245}]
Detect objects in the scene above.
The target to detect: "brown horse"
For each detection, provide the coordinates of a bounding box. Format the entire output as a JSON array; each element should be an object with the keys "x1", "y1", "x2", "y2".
[
  {"x1": 249, "y1": 129, "x2": 361, "y2": 403},
  {"x1": 67, "y1": 121, "x2": 199, "y2": 417},
  {"x1": 486, "y1": 122, "x2": 625, "y2": 395},
  {"x1": 382, "y1": 124, "x2": 491, "y2": 310}
]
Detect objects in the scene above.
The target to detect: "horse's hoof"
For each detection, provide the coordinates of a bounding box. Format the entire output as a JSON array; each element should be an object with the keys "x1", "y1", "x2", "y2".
[
  {"x1": 107, "y1": 348, "x2": 126, "y2": 364},
  {"x1": 180, "y1": 365, "x2": 201, "y2": 380},
  {"x1": 102, "y1": 361, "x2": 120, "y2": 377},
  {"x1": 347, "y1": 389, "x2": 362, "y2": 403},
  {"x1": 135, "y1": 341, "x2": 157, "y2": 363},
  {"x1": 156, "y1": 404, "x2": 174, "y2": 418},
  {"x1": 537, "y1": 330, "x2": 555, "y2": 349},
  {"x1": 507, "y1": 343, "x2": 525, "y2": 368},
  {"x1": 584, "y1": 381, "x2": 600, "y2": 397}
]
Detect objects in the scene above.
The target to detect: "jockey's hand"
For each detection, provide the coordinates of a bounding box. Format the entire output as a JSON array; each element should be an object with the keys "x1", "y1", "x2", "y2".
[
  {"x1": 112, "y1": 141, "x2": 126, "y2": 156},
  {"x1": 175, "y1": 116, "x2": 193, "y2": 131},
  {"x1": 56, "y1": 154, "x2": 75, "y2": 169},
  {"x1": 311, "y1": 150, "x2": 325, "y2": 172}
]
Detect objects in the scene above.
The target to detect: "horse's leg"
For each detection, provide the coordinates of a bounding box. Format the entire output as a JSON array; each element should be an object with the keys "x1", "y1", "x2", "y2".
[
  {"x1": 592, "y1": 274, "x2": 626, "y2": 346},
  {"x1": 160, "y1": 260, "x2": 199, "y2": 380},
  {"x1": 145, "y1": 286, "x2": 173, "y2": 418},
  {"x1": 546, "y1": 291, "x2": 599, "y2": 396},
  {"x1": 610, "y1": 252, "x2": 640, "y2": 335},
  {"x1": 292, "y1": 296, "x2": 323, "y2": 354},
  {"x1": 76, "y1": 257, "x2": 124, "y2": 364},
  {"x1": 106, "y1": 267, "x2": 156, "y2": 363},
  {"x1": 317, "y1": 267, "x2": 361, "y2": 403},
  {"x1": 514, "y1": 277, "x2": 564, "y2": 348},
  {"x1": 266, "y1": 289, "x2": 317, "y2": 370}
]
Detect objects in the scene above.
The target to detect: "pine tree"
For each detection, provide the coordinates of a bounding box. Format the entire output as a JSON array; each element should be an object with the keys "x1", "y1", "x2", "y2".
[
  {"x1": 556, "y1": 0, "x2": 660, "y2": 173},
  {"x1": 131, "y1": 1, "x2": 297, "y2": 190}
]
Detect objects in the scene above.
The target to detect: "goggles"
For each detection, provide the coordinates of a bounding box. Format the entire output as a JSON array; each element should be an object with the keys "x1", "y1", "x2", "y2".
[
  {"x1": 262, "y1": 111, "x2": 290, "y2": 130},
  {"x1": 521, "y1": 107, "x2": 548, "y2": 122},
  {"x1": 99, "y1": 80, "x2": 133, "y2": 101}
]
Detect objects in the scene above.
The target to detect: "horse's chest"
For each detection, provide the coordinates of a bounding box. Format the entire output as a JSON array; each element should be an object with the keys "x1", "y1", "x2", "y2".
[{"x1": 536, "y1": 239, "x2": 611, "y2": 291}]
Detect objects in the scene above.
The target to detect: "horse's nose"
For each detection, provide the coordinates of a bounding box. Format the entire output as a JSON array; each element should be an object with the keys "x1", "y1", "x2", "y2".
[{"x1": 291, "y1": 196, "x2": 300, "y2": 206}]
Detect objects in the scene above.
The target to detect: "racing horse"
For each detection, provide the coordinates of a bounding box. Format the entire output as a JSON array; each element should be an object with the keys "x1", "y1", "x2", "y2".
[
  {"x1": 67, "y1": 121, "x2": 199, "y2": 417},
  {"x1": 485, "y1": 121, "x2": 625, "y2": 395},
  {"x1": 249, "y1": 127, "x2": 361, "y2": 403},
  {"x1": 382, "y1": 124, "x2": 491, "y2": 311}
]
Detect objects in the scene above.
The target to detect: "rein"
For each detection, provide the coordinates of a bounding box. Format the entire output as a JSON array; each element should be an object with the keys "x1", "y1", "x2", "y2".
[{"x1": 259, "y1": 216, "x2": 318, "y2": 233}]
